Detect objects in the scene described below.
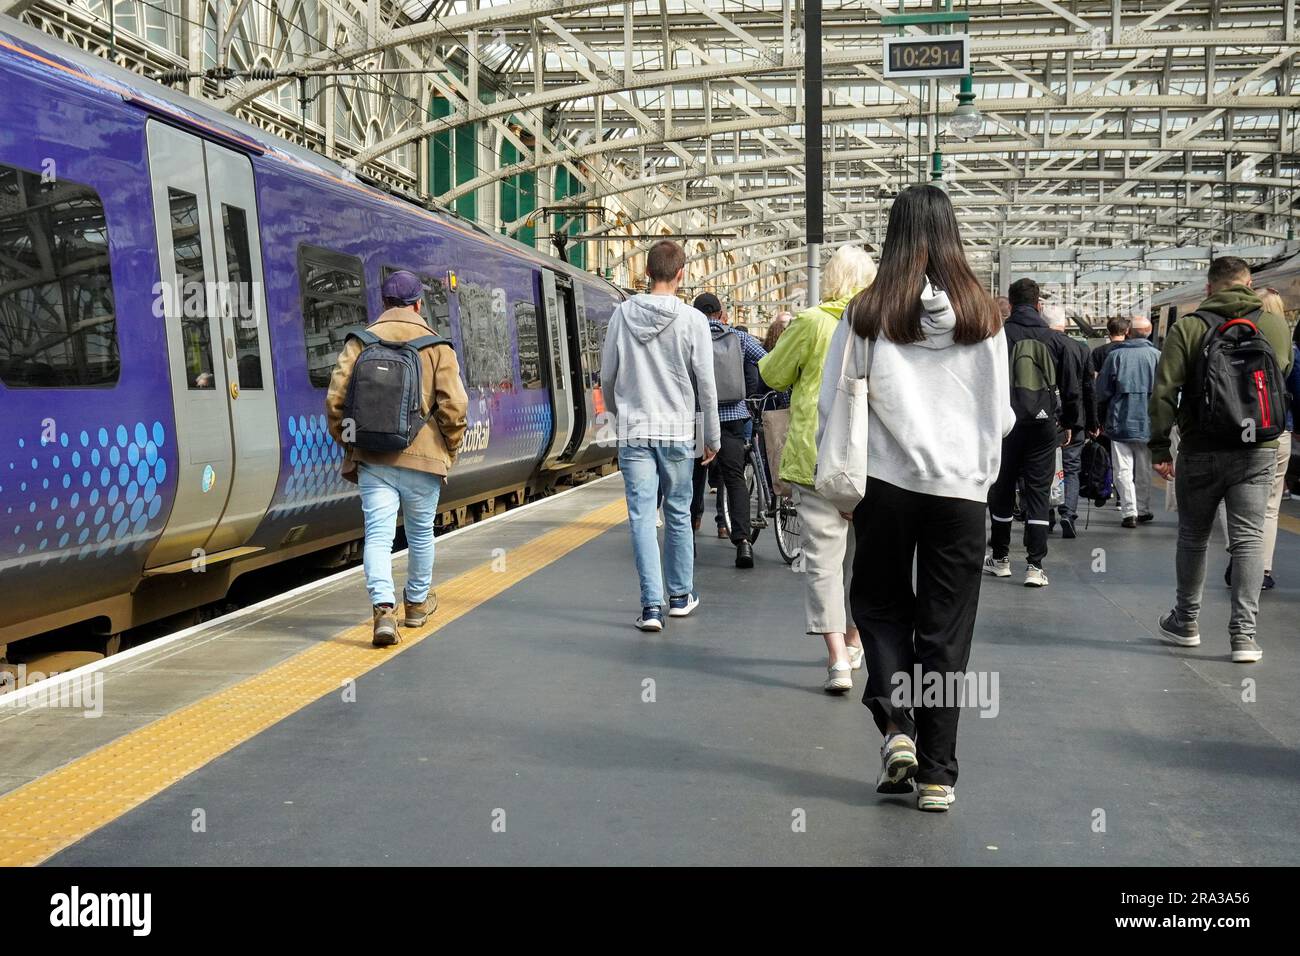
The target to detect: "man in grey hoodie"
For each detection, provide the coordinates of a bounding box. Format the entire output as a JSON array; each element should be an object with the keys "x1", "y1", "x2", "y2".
[{"x1": 600, "y1": 240, "x2": 722, "y2": 632}]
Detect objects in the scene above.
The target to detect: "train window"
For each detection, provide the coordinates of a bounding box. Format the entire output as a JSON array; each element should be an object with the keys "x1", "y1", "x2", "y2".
[
  {"x1": 380, "y1": 266, "x2": 451, "y2": 338},
  {"x1": 0, "y1": 162, "x2": 120, "y2": 388},
  {"x1": 515, "y1": 300, "x2": 543, "y2": 389},
  {"x1": 458, "y1": 279, "x2": 512, "y2": 389},
  {"x1": 299, "y1": 245, "x2": 367, "y2": 388},
  {"x1": 221, "y1": 204, "x2": 262, "y2": 389},
  {"x1": 583, "y1": 299, "x2": 605, "y2": 386},
  {"x1": 167, "y1": 189, "x2": 216, "y2": 389}
]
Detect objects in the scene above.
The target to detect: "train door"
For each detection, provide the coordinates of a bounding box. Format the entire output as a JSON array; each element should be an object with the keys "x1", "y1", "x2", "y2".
[
  {"x1": 537, "y1": 269, "x2": 576, "y2": 469},
  {"x1": 555, "y1": 274, "x2": 589, "y2": 459},
  {"x1": 143, "y1": 121, "x2": 280, "y2": 570},
  {"x1": 567, "y1": 281, "x2": 601, "y2": 459}
]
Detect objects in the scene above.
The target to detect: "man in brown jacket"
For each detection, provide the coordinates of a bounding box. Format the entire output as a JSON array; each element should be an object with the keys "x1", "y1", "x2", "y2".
[{"x1": 325, "y1": 270, "x2": 469, "y2": 646}]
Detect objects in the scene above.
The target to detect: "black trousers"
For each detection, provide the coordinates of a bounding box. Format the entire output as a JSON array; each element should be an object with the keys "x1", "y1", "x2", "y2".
[
  {"x1": 988, "y1": 420, "x2": 1057, "y2": 567},
  {"x1": 691, "y1": 419, "x2": 750, "y2": 542},
  {"x1": 851, "y1": 478, "x2": 986, "y2": 786}
]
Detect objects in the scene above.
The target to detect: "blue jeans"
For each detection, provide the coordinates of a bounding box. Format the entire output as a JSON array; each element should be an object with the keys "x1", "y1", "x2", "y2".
[
  {"x1": 358, "y1": 462, "x2": 443, "y2": 608},
  {"x1": 618, "y1": 442, "x2": 695, "y2": 607}
]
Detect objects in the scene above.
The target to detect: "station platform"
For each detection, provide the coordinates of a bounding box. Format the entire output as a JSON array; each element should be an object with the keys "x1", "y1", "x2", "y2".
[{"x1": 0, "y1": 475, "x2": 1297, "y2": 866}]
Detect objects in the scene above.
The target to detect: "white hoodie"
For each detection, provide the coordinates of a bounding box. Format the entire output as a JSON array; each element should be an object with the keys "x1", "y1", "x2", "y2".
[{"x1": 818, "y1": 281, "x2": 1016, "y2": 504}]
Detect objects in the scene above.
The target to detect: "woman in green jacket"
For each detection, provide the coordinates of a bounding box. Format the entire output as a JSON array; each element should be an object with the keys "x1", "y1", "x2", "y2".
[{"x1": 758, "y1": 245, "x2": 877, "y2": 693}]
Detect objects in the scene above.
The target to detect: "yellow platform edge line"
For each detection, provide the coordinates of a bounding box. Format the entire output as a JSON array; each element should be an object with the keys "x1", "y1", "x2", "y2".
[{"x1": 0, "y1": 497, "x2": 628, "y2": 866}]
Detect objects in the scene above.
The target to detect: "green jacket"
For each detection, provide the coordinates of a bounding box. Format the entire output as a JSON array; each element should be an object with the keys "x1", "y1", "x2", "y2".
[
  {"x1": 1148, "y1": 285, "x2": 1294, "y2": 463},
  {"x1": 757, "y1": 296, "x2": 855, "y2": 486}
]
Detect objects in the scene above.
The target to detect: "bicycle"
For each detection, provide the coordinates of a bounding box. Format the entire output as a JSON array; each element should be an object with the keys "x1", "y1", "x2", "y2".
[{"x1": 718, "y1": 393, "x2": 803, "y2": 565}]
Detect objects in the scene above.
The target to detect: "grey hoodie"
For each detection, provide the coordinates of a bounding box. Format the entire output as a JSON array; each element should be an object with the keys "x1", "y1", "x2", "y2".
[
  {"x1": 600, "y1": 293, "x2": 722, "y2": 451},
  {"x1": 819, "y1": 280, "x2": 1016, "y2": 503}
]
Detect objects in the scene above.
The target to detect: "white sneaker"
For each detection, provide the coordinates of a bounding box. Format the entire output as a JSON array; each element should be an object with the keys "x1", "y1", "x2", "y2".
[
  {"x1": 846, "y1": 644, "x2": 864, "y2": 671},
  {"x1": 917, "y1": 783, "x2": 956, "y2": 812},
  {"x1": 823, "y1": 661, "x2": 852, "y2": 693},
  {"x1": 1024, "y1": 565, "x2": 1049, "y2": 588},
  {"x1": 983, "y1": 554, "x2": 1011, "y2": 578}
]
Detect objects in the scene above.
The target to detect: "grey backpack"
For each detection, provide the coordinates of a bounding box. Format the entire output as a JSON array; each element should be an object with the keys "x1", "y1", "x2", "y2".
[
  {"x1": 711, "y1": 325, "x2": 747, "y2": 405},
  {"x1": 343, "y1": 330, "x2": 451, "y2": 452}
]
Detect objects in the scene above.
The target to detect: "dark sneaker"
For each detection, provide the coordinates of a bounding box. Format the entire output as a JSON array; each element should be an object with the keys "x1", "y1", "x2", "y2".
[
  {"x1": 403, "y1": 591, "x2": 438, "y2": 628},
  {"x1": 372, "y1": 605, "x2": 400, "y2": 647},
  {"x1": 1121, "y1": 516, "x2": 1137, "y2": 528},
  {"x1": 1262, "y1": 571, "x2": 1276, "y2": 591},
  {"x1": 1137, "y1": 512, "x2": 1155, "y2": 523},
  {"x1": 636, "y1": 607, "x2": 664, "y2": 632},
  {"x1": 1231, "y1": 636, "x2": 1263, "y2": 663},
  {"x1": 1060, "y1": 514, "x2": 1077, "y2": 539},
  {"x1": 717, "y1": 525, "x2": 729, "y2": 539},
  {"x1": 735, "y1": 540, "x2": 754, "y2": 569},
  {"x1": 668, "y1": 592, "x2": 699, "y2": 617},
  {"x1": 1157, "y1": 610, "x2": 1200, "y2": 647},
  {"x1": 876, "y1": 733, "x2": 919, "y2": 793}
]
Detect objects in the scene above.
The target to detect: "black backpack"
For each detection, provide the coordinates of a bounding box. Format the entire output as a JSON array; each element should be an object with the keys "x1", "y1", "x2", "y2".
[
  {"x1": 1185, "y1": 310, "x2": 1290, "y2": 446},
  {"x1": 1009, "y1": 336, "x2": 1060, "y2": 424},
  {"x1": 342, "y1": 330, "x2": 451, "y2": 452},
  {"x1": 1079, "y1": 439, "x2": 1113, "y2": 506}
]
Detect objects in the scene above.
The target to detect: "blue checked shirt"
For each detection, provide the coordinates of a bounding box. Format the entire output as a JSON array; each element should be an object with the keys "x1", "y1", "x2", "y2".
[{"x1": 709, "y1": 318, "x2": 768, "y2": 422}]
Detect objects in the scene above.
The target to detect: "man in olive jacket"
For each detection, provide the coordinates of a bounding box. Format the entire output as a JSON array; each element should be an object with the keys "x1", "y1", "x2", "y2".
[
  {"x1": 325, "y1": 270, "x2": 469, "y2": 646},
  {"x1": 1149, "y1": 256, "x2": 1294, "y2": 664}
]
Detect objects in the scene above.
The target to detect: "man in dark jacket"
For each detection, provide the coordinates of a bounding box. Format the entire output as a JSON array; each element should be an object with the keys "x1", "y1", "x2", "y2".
[
  {"x1": 1149, "y1": 256, "x2": 1294, "y2": 664},
  {"x1": 985, "y1": 279, "x2": 1083, "y2": 588},
  {"x1": 1045, "y1": 305, "x2": 1098, "y2": 539}
]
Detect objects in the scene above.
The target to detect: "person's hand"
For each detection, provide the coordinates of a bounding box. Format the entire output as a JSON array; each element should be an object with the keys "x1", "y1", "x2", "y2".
[
  {"x1": 1061, "y1": 429, "x2": 1073, "y2": 447},
  {"x1": 1154, "y1": 461, "x2": 1174, "y2": 480},
  {"x1": 839, "y1": 511, "x2": 853, "y2": 521},
  {"x1": 700, "y1": 447, "x2": 718, "y2": 467}
]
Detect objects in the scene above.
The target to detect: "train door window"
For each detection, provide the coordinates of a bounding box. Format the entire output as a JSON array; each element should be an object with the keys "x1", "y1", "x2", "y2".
[
  {"x1": 167, "y1": 188, "x2": 216, "y2": 390},
  {"x1": 220, "y1": 204, "x2": 262, "y2": 389},
  {"x1": 0, "y1": 162, "x2": 120, "y2": 387},
  {"x1": 515, "y1": 299, "x2": 543, "y2": 389},
  {"x1": 380, "y1": 265, "x2": 451, "y2": 338},
  {"x1": 299, "y1": 244, "x2": 367, "y2": 388},
  {"x1": 583, "y1": 299, "x2": 605, "y2": 386},
  {"x1": 458, "y1": 278, "x2": 511, "y2": 389}
]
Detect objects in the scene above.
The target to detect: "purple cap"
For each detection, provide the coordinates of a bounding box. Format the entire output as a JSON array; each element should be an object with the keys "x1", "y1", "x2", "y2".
[{"x1": 382, "y1": 270, "x2": 425, "y2": 305}]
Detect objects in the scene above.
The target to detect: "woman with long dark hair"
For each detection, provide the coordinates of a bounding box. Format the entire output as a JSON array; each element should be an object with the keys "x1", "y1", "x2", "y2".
[{"x1": 823, "y1": 185, "x2": 1014, "y2": 811}]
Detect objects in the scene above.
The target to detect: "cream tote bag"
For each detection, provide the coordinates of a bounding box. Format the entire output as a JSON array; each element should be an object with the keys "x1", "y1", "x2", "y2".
[{"x1": 814, "y1": 320, "x2": 872, "y2": 513}]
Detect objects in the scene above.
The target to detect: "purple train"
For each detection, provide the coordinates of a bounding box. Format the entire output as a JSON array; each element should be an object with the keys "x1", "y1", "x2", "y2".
[{"x1": 0, "y1": 20, "x2": 620, "y2": 653}]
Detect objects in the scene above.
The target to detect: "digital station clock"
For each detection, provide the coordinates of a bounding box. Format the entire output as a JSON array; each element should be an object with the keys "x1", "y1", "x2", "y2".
[{"x1": 882, "y1": 35, "x2": 970, "y2": 79}]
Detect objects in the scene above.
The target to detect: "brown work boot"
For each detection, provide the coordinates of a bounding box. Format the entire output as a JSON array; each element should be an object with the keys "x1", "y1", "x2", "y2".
[
  {"x1": 372, "y1": 604, "x2": 400, "y2": 647},
  {"x1": 403, "y1": 592, "x2": 438, "y2": 628}
]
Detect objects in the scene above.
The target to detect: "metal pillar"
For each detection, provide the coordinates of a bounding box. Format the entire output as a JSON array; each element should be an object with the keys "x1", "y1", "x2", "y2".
[{"x1": 805, "y1": 0, "x2": 823, "y2": 306}]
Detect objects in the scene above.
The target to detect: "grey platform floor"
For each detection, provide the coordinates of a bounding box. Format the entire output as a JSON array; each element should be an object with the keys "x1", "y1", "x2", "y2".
[{"x1": 34, "y1": 481, "x2": 1300, "y2": 865}]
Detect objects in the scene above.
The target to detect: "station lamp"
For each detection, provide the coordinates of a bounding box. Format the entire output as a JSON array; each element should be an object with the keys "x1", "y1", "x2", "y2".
[{"x1": 945, "y1": 74, "x2": 983, "y2": 140}]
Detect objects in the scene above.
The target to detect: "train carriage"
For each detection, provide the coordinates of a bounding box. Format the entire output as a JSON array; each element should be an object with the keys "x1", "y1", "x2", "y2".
[{"x1": 0, "y1": 19, "x2": 620, "y2": 653}]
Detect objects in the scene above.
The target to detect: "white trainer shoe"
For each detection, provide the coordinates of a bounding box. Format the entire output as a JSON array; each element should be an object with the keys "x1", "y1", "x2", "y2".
[
  {"x1": 846, "y1": 644, "x2": 864, "y2": 671},
  {"x1": 983, "y1": 554, "x2": 1011, "y2": 578},
  {"x1": 1024, "y1": 564, "x2": 1049, "y2": 588},
  {"x1": 823, "y1": 661, "x2": 853, "y2": 693}
]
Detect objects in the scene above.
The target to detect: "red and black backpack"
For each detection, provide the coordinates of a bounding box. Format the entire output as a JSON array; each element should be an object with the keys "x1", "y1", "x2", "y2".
[{"x1": 1184, "y1": 309, "x2": 1290, "y2": 446}]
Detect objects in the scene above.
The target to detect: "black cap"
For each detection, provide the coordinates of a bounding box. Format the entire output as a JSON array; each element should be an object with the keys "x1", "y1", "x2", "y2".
[{"x1": 693, "y1": 292, "x2": 722, "y2": 316}]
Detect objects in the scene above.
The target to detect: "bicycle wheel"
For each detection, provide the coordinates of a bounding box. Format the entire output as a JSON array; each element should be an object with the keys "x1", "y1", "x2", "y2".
[
  {"x1": 746, "y1": 445, "x2": 767, "y2": 543},
  {"x1": 774, "y1": 494, "x2": 803, "y2": 565},
  {"x1": 718, "y1": 452, "x2": 764, "y2": 543}
]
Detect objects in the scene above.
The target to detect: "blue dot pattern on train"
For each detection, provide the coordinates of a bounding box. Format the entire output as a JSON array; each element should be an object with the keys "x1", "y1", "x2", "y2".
[
  {"x1": 2, "y1": 421, "x2": 169, "y2": 567},
  {"x1": 271, "y1": 413, "x2": 353, "y2": 517}
]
